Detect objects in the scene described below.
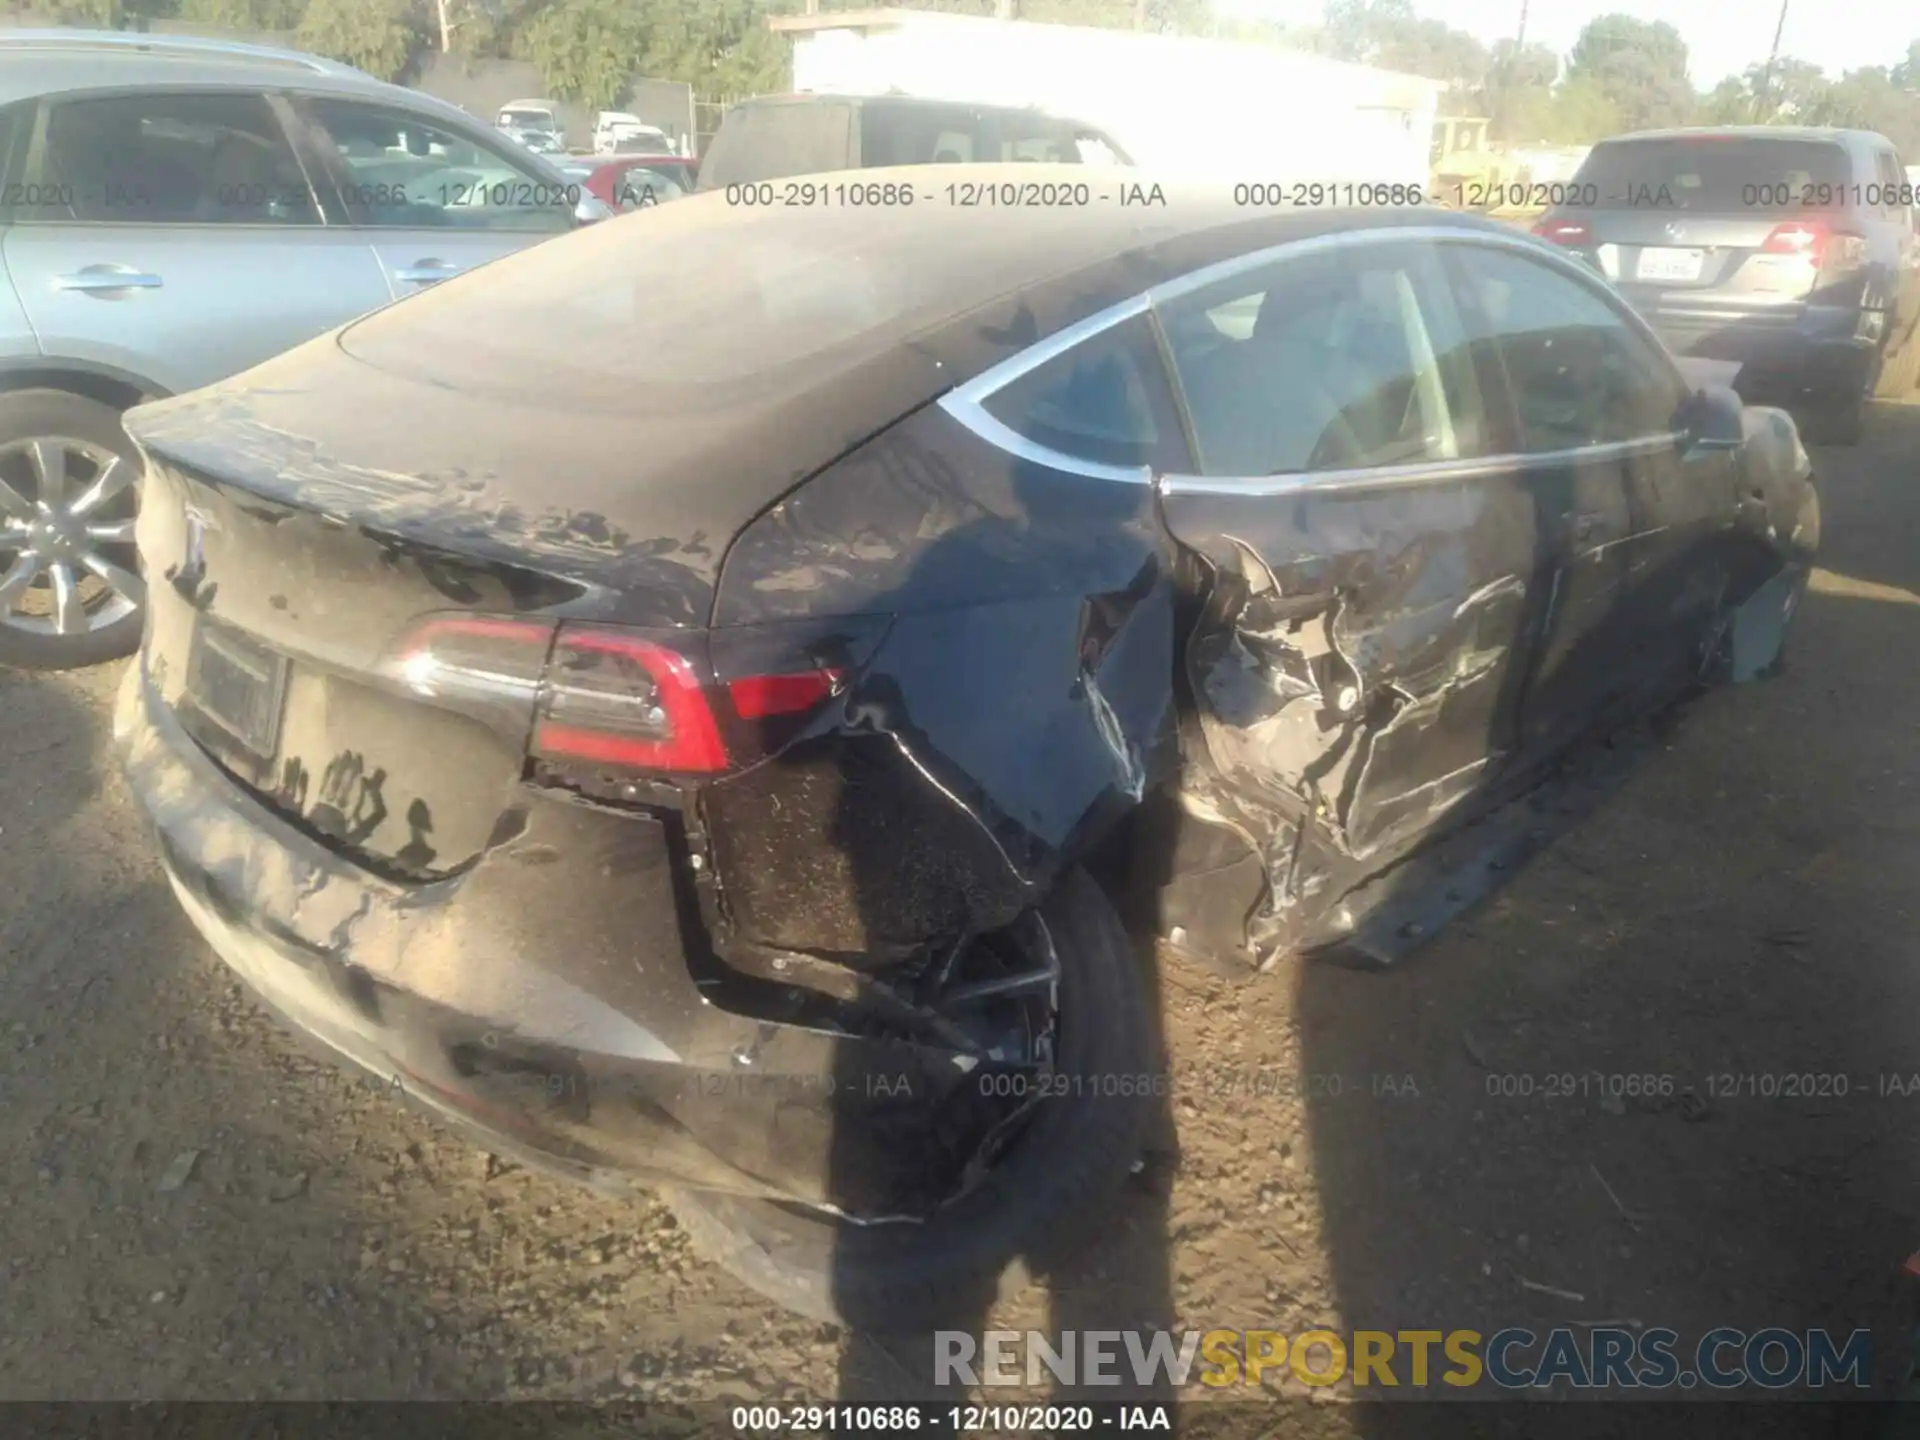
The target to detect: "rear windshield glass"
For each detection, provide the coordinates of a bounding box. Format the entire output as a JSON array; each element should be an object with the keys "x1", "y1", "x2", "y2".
[
  {"x1": 1572, "y1": 138, "x2": 1849, "y2": 210},
  {"x1": 337, "y1": 190, "x2": 1156, "y2": 404},
  {"x1": 499, "y1": 109, "x2": 550, "y2": 127},
  {"x1": 859, "y1": 101, "x2": 1088, "y2": 167}
]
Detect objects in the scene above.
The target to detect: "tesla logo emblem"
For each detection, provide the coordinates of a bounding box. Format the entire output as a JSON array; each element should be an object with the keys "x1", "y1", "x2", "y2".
[{"x1": 1664, "y1": 223, "x2": 1686, "y2": 241}]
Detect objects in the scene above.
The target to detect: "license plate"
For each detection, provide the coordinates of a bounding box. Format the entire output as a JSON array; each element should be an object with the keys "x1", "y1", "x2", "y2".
[
  {"x1": 185, "y1": 620, "x2": 289, "y2": 758},
  {"x1": 1637, "y1": 247, "x2": 1705, "y2": 282}
]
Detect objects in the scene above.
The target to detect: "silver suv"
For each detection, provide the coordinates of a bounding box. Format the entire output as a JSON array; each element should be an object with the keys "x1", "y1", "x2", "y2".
[
  {"x1": 1533, "y1": 127, "x2": 1920, "y2": 446},
  {"x1": 0, "y1": 30, "x2": 606, "y2": 670}
]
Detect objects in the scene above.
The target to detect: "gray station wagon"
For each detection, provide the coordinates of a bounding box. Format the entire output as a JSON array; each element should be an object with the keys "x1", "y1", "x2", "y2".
[{"x1": 0, "y1": 30, "x2": 608, "y2": 671}]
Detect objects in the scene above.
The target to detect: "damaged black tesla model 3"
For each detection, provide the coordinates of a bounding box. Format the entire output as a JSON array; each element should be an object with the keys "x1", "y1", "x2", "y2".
[{"x1": 114, "y1": 165, "x2": 1818, "y2": 1324}]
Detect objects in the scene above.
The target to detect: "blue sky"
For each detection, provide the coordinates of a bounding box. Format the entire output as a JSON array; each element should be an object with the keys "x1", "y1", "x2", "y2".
[{"x1": 1211, "y1": 0, "x2": 1914, "y2": 88}]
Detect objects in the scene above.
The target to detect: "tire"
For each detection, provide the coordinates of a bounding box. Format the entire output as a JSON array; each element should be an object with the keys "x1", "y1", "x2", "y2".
[
  {"x1": 0, "y1": 388, "x2": 144, "y2": 671},
  {"x1": 662, "y1": 866, "x2": 1155, "y2": 1328}
]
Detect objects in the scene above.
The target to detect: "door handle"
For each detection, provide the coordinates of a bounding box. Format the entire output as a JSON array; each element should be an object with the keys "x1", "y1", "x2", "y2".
[
  {"x1": 54, "y1": 266, "x2": 162, "y2": 294},
  {"x1": 393, "y1": 259, "x2": 460, "y2": 284}
]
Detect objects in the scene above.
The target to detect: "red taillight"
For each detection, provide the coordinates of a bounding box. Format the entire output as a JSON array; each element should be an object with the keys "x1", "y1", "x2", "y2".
[
  {"x1": 1760, "y1": 221, "x2": 1865, "y2": 268},
  {"x1": 1533, "y1": 217, "x2": 1591, "y2": 246},
  {"x1": 381, "y1": 614, "x2": 850, "y2": 779},
  {"x1": 728, "y1": 670, "x2": 844, "y2": 719},
  {"x1": 532, "y1": 627, "x2": 730, "y2": 773},
  {"x1": 1761, "y1": 221, "x2": 1823, "y2": 256}
]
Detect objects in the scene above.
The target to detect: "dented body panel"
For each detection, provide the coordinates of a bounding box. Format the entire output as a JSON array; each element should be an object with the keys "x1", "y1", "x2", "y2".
[{"x1": 113, "y1": 183, "x2": 1818, "y2": 1215}]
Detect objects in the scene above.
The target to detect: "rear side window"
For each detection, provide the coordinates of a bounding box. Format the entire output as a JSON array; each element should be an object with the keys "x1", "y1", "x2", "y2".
[
  {"x1": 860, "y1": 102, "x2": 975, "y2": 167},
  {"x1": 980, "y1": 314, "x2": 1189, "y2": 471},
  {"x1": 700, "y1": 103, "x2": 851, "y2": 187},
  {"x1": 860, "y1": 102, "x2": 1085, "y2": 167},
  {"x1": 1448, "y1": 245, "x2": 1684, "y2": 451},
  {"x1": 1159, "y1": 240, "x2": 1493, "y2": 477},
  {"x1": 1572, "y1": 137, "x2": 1848, "y2": 212},
  {"x1": 31, "y1": 91, "x2": 319, "y2": 225}
]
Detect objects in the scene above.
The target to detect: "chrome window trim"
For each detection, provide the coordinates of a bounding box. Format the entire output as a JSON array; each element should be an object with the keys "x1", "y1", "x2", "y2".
[
  {"x1": 940, "y1": 222, "x2": 1696, "y2": 488},
  {"x1": 1159, "y1": 432, "x2": 1685, "y2": 499},
  {"x1": 937, "y1": 291, "x2": 1155, "y2": 485}
]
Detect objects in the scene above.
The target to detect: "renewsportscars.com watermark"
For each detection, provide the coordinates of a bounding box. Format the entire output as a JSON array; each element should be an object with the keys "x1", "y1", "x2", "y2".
[{"x1": 936, "y1": 1328, "x2": 1873, "y2": 1391}]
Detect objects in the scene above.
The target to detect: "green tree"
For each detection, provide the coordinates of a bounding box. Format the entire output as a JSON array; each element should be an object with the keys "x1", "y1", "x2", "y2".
[
  {"x1": 1891, "y1": 38, "x2": 1920, "y2": 91},
  {"x1": 1744, "y1": 56, "x2": 1830, "y2": 121},
  {"x1": 52, "y1": 0, "x2": 123, "y2": 24},
  {"x1": 1490, "y1": 37, "x2": 1557, "y2": 91},
  {"x1": 1818, "y1": 66, "x2": 1920, "y2": 154},
  {"x1": 1566, "y1": 14, "x2": 1694, "y2": 132},
  {"x1": 634, "y1": 0, "x2": 794, "y2": 98},
  {"x1": 1698, "y1": 75, "x2": 1750, "y2": 126},
  {"x1": 295, "y1": 0, "x2": 420, "y2": 79},
  {"x1": 1482, "y1": 37, "x2": 1556, "y2": 137},
  {"x1": 516, "y1": 0, "x2": 646, "y2": 107},
  {"x1": 1541, "y1": 73, "x2": 1622, "y2": 144},
  {"x1": 1374, "y1": 17, "x2": 1487, "y2": 90},
  {"x1": 178, "y1": 0, "x2": 301, "y2": 27}
]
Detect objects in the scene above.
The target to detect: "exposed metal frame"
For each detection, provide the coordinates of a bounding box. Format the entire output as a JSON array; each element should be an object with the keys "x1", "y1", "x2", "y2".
[{"x1": 938, "y1": 221, "x2": 1700, "y2": 498}]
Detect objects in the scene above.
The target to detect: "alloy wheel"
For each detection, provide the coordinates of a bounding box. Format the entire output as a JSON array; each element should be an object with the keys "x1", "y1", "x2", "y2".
[{"x1": 0, "y1": 436, "x2": 144, "y2": 638}]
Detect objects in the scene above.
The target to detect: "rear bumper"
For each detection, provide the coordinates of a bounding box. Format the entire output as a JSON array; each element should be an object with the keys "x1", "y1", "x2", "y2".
[
  {"x1": 112, "y1": 656, "x2": 962, "y2": 1213},
  {"x1": 1642, "y1": 303, "x2": 1877, "y2": 400}
]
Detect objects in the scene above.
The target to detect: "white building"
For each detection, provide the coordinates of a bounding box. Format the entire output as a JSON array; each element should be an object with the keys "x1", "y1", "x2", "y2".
[{"x1": 770, "y1": 8, "x2": 1445, "y2": 188}]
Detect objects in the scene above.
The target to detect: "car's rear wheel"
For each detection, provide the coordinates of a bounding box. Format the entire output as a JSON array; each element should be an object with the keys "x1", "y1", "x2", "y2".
[
  {"x1": 0, "y1": 389, "x2": 145, "y2": 671},
  {"x1": 661, "y1": 866, "x2": 1154, "y2": 1327}
]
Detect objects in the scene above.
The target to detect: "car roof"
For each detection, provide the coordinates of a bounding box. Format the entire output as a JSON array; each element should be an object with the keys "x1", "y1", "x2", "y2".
[
  {"x1": 0, "y1": 31, "x2": 483, "y2": 126},
  {"x1": 323, "y1": 164, "x2": 1518, "y2": 530},
  {"x1": 1595, "y1": 125, "x2": 1884, "y2": 147},
  {"x1": 736, "y1": 92, "x2": 1062, "y2": 115},
  {"x1": 344, "y1": 163, "x2": 1519, "y2": 387}
]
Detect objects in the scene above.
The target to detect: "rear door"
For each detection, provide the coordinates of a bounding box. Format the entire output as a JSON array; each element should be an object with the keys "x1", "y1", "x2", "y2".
[
  {"x1": 1152, "y1": 235, "x2": 1540, "y2": 863},
  {"x1": 4, "y1": 87, "x2": 393, "y2": 395},
  {"x1": 1565, "y1": 135, "x2": 1857, "y2": 333},
  {"x1": 286, "y1": 93, "x2": 575, "y2": 300}
]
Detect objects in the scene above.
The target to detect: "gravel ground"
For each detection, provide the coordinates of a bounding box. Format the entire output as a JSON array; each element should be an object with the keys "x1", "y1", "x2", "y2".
[{"x1": 2, "y1": 399, "x2": 1918, "y2": 1429}]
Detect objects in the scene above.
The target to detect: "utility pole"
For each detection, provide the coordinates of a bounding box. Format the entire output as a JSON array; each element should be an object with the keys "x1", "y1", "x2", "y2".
[{"x1": 1755, "y1": 0, "x2": 1790, "y2": 121}]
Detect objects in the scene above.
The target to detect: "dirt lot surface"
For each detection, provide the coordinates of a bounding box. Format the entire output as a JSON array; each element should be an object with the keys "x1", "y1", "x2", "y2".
[{"x1": 3, "y1": 401, "x2": 1919, "y2": 1430}]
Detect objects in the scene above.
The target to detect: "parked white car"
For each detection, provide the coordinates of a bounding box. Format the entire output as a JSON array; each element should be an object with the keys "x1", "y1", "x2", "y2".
[
  {"x1": 497, "y1": 98, "x2": 558, "y2": 132},
  {"x1": 593, "y1": 110, "x2": 669, "y2": 155}
]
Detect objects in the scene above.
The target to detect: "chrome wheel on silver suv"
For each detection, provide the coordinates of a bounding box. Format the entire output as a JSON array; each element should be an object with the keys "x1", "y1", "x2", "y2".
[{"x1": 0, "y1": 391, "x2": 146, "y2": 671}]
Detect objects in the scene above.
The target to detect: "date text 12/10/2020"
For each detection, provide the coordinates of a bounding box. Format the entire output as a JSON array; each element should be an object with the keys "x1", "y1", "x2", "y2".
[
  {"x1": 731, "y1": 1404, "x2": 1173, "y2": 1432},
  {"x1": 1484, "y1": 1072, "x2": 1920, "y2": 1101}
]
